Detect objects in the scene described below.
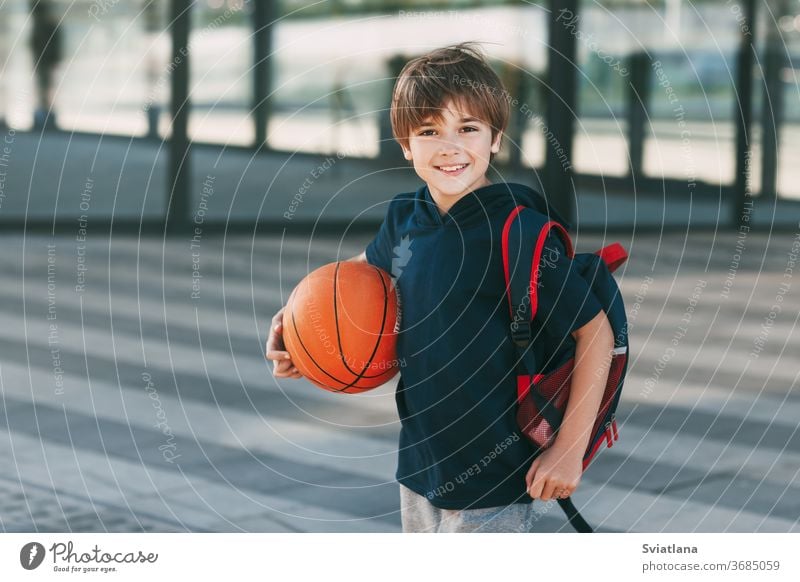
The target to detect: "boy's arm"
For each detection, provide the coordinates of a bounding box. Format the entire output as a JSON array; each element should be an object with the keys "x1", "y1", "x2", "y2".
[
  {"x1": 552, "y1": 310, "x2": 615, "y2": 457},
  {"x1": 525, "y1": 309, "x2": 614, "y2": 501}
]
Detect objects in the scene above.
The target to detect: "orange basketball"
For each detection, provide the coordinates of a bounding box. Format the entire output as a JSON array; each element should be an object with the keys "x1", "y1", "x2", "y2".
[{"x1": 282, "y1": 261, "x2": 400, "y2": 393}]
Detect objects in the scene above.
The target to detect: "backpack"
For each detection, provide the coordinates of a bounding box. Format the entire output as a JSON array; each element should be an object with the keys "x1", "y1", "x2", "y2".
[{"x1": 501, "y1": 204, "x2": 629, "y2": 533}]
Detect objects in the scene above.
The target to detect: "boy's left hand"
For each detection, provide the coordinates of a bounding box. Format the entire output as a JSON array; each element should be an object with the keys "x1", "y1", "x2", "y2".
[{"x1": 525, "y1": 443, "x2": 583, "y2": 501}]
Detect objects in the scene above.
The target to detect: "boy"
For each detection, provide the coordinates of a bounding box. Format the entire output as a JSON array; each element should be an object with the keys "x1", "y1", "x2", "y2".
[{"x1": 267, "y1": 42, "x2": 614, "y2": 532}]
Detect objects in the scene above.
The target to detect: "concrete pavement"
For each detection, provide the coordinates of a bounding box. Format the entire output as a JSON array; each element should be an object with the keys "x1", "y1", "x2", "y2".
[{"x1": 1, "y1": 226, "x2": 799, "y2": 532}]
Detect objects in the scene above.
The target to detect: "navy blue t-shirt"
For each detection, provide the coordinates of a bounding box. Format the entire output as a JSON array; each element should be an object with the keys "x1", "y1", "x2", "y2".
[{"x1": 365, "y1": 181, "x2": 603, "y2": 510}]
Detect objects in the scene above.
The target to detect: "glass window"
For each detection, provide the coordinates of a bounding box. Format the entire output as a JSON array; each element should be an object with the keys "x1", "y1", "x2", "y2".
[
  {"x1": 189, "y1": 0, "x2": 254, "y2": 146},
  {"x1": 267, "y1": 12, "x2": 384, "y2": 157},
  {"x1": 269, "y1": 2, "x2": 546, "y2": 159},
  {"x1": 569, "y1": 1, "x2": 748, "y2": 186},
  {"x1": 1, "y1": 0, "x2": 38, "y2": 129},
  {"x1": 573, "y1": 1, "x2": 632, "y2": 177},
  {"x1": 642, "y1": 3, "x2": 746, "y2": 187},
  {"x1": 39, "y1": 0, "x2": 172, "y2": 137},
  {"x1": 774, "y1": 11, "x2": 799, "y2": 200}
]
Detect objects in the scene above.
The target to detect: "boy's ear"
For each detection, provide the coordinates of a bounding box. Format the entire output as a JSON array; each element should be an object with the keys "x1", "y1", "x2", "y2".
[
  {"x1": 402, "y1": 145, "x2": 412, "y2": 160},
  {"x1": 490, "y1": 131, "x2": 503, "y2": 154}
]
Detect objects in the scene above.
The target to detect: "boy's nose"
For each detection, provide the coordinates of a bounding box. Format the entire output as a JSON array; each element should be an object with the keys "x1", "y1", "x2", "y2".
[{"x1": 436, "y1": 138, "x2": 462, "y2": 155}]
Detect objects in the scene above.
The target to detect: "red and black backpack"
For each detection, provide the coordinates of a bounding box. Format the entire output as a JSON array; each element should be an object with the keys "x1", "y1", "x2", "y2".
[{"x1": 501, "y1": 204, "x2": 630, "y2": 533}]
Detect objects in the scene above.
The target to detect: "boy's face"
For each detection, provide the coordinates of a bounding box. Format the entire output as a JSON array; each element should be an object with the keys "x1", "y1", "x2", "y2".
[{"x1": 401, "y1": 99, "x2": 502, "y2": 215}]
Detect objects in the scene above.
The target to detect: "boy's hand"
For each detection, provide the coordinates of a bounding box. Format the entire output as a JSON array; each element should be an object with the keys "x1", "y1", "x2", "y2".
[
  {"x1": 525, "y1": 442, "x2": 582, "y2": 501},
  {"x1": 265, "y1": 306, "x2": 303, "y2": 379}
]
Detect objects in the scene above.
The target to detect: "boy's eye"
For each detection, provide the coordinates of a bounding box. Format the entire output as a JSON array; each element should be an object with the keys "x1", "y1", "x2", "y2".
[{"x1": 418, "y1": 126, "x2": 479, "y2": 136}]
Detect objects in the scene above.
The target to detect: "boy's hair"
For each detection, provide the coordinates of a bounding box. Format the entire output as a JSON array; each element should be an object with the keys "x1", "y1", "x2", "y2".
[{"x1": 390, "y1": 41, "x2": 510, "y2": 161}]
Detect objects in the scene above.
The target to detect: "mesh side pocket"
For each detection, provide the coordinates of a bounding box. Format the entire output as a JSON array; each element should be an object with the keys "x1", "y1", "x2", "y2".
[
  {"x1": 516, "y1": 357, "x2": 573, "y2": 449},
  {"x1": 588, "y1": 347, "x2": 627, "y2": 442},
  {"x1": 517, "y1": 346, "x2": 628, "y2": 456},
  {"x1": 583, "y1": 346, "x2": 628, "y2": 467}
]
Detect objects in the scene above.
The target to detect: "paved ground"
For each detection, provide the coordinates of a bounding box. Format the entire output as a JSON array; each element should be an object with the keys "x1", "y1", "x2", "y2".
[{"x1": 1, "y1": 224, "x2": 799, "y2": 533}]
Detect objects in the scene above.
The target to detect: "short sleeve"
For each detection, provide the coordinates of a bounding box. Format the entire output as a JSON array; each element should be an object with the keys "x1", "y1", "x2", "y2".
[
  {"x1": 365, "y1": 211, "x2": 393, "y2": 274},
  {"x1": 533, "y1": 230, "x2": 603, "y2": 338}
]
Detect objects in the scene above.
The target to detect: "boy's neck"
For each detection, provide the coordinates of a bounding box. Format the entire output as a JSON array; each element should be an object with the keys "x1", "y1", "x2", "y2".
[{"x1": 430, "y1": 176, "x2": 493, "y2": 216}]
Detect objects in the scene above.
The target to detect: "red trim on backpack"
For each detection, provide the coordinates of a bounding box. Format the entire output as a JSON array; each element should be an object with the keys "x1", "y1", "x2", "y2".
[
  {"x1": 595, "y1": 242, "x2": 628, "y2": 272},
  {"x1": 528, "y1": 220, "x2": 573, "y2": 319},
  {"x1": 516, "y1": 375, "x2": 529, "y2": 402},
  {"x1": 515, "y1": 373, "x2": 545, "y2": 403},
  {"x1": 502, "y1": 206, "x2": 525, "y2": 319},
  {"x1": 502, "y1": 205, "x2": 574, "y2": 322}
]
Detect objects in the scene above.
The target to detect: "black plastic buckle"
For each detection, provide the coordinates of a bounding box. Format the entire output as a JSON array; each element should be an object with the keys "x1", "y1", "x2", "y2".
[{"x1": 510, "y1": 319, "x2": 531, "y2": 348}]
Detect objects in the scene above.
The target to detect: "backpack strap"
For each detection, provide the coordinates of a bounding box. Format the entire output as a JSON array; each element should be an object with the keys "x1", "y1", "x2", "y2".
[
  {"x1": 502, "y1": 204, "x2": 595, "y2": 534},
  {"x1": 501, "y1": 205, "x2": 574, "y2": 353},
  {"x1": 557, "y1": 498, "x2": 594, "y2": 533},
  {"x1": 502, "y1": 205, "x2": 573, "y2": 428},
  {"x1": 502, "y1": 206, "x2": 573, "y2": 325}
]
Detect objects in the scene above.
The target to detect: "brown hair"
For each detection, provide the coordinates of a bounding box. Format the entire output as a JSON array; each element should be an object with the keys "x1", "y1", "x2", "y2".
[{"x1": 390, "y1": 41, "x2": 510, "y2": 159}]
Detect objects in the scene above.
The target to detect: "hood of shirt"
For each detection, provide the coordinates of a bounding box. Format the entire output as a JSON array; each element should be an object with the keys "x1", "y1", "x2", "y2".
[{"x1": 414, "y1": 181, "x2": 572, "y2": 231}]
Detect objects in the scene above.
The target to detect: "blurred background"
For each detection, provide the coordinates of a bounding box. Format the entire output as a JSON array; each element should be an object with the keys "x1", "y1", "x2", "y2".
[
  {"x1": 0, "y1": 0, "x2": 799, "y2": 534},
  {"x1": 0, "y1": 0, "x2": 798, "y2": 228}
]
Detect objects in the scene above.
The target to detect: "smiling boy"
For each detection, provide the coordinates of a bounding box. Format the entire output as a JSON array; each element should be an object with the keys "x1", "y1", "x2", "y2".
[
  {"x1": 399, "y1": 105, "x2": 500, "y2": 216},
  {"x1": 267, "y1": 41, "x2": 613, "y2": 532}
]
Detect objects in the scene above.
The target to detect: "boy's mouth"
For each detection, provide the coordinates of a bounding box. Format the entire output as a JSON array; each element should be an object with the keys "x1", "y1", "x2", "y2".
[{"x1": 434, "y1": 163, "x2": 469, "y2": 176}]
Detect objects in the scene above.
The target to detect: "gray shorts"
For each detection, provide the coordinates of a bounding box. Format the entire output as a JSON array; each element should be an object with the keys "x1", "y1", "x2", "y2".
[{"x1": 399, "y1": 483, "x2": 542, "y2": 533}]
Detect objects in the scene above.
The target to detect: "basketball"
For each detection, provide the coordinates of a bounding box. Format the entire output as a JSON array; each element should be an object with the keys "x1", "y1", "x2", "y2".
[{"x1": 282, "y1": 261, "x2": 400, "y2": 393}]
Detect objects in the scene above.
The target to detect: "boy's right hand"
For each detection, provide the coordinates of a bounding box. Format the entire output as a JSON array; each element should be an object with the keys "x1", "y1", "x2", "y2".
[{"x1": 266, "y1": 306, "x2": 303, "y2": 379}]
